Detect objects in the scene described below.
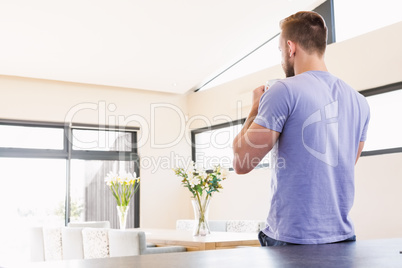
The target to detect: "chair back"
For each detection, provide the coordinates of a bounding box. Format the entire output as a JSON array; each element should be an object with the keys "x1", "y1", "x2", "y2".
[
  {"x1": 30, "y1": 227, "x2": 185, "y2": 261},
  {"x1": 42, "y1": 227, "x2": 63, "y2": 261},
  {"x1": 176, "y1": 219, "x2": 265, "y2": 232},
  {"x1": 62, "y1": 227, "x2": 84, "y2": 260},
  {"x1": 30, "y1": 227, "x2": 45, "y2": 262},
  {"x1": 226, "y1": 220, "x2": 265, "y2": 233},
  {"x1": 68, "y1": 221, "x2": 110, "y2": 228},
  {"x1": 109, "y1": 229, "x2": 141, "y2": 257},
  {"x1": 82, "y1": 228, "x2": 110, "y2": 259}
]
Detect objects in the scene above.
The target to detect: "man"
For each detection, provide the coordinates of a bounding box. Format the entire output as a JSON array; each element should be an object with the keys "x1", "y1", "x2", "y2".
[{"x1": 232, "y1": 11, "x2": 370, "y2": 245}]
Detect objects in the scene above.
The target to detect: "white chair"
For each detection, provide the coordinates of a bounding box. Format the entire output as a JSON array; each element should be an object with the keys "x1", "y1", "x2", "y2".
[
  {"x1": 30, "y1": 227, "x2": 186, "y2": 262},
  {"x1": 138, "y1": 231, "x2": 186, "y2": 255},
  {"x1": 61, "y1": 227, "x2": 84, "y2": 260},
  {"x1": 64, "y1": 221, "x2": 110, "y2": 259},
  {"x1": 226, "y1": 220, "x2": 265, "y2": 233},
  {"x1": 30, "y1": 227, "x2": 45, "y2": 262},
  {"x1": 82, "y1": 228, "x2": 110, "y2": 259},
  {"x1": 42, "y1": 227, "x2": 63, "y2": 261},
  {"x1": 31, "y1": 227, "x2": 83, "y2": 261},
  {"x1": 109, "y1": 229, "x2": 140, "y2": 257},
  {"x1": 109, "y1": 229, "x2": 186, "y2": 256},
  {"x1": 208, "y1": 220, "x2": 227, "y2": 232},
  {"x1": 68, "y1": 221, "x2": 110, "y2": 228}
]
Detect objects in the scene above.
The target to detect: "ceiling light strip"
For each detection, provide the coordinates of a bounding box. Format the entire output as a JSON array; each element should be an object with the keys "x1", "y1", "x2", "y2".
[{"x1": 195, "y1": 32, "x2": 280, "y2": 92}]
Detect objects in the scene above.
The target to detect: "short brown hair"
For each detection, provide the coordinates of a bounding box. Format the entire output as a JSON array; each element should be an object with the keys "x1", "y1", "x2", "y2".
[{"x1": 280, "y1": 11, "x2": 327, "y2": 56}]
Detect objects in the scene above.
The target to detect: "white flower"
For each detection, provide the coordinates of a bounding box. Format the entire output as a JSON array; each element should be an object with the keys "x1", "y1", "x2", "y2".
[
  {"x1": 105, "y1": 172, "x2": 118, "y2": 185},
  {"x1": 187, "y1": 171, "x2": 194, "y2": 179},
  {"x1": 199, "y1": 170, "x2": 207, "y2": 179},
  {"x1": 105, "y1": 171, "x2": 140, "y2": 207},
  {"x1": 121, "y1": 172, "x2": 136, "y2": 181},
  {"x1": 220, "y1": 168, "x2": 229, "y2": 178},
  {"x1": 188, "y1": 176, "x2": 200, "y2": 187}
]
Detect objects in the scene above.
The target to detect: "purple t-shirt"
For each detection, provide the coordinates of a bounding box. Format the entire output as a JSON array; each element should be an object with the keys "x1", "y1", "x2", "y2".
[{"x1": 254, "y1": 71, "x2": 370, "y2": 244}]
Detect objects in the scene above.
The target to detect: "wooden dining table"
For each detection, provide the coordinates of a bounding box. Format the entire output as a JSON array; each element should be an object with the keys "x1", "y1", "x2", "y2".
[{"x1": 138, "y1": 228, "x2": 260, "y2": 251}]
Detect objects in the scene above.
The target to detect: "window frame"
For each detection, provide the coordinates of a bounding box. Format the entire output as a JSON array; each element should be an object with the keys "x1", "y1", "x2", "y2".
[
  {"x1": 315, "y1": 0, "x2": 336, "y2": 44},
  {"x1": 0, "y1": 119, "x2": 68, "y2": 159},
  {"x1": 360, "y1": 81, "x2": 402, "y2": 157},
  {"x1": 192, "y1": 118, "x2": 274, "y2": 171},
  {"x1": 191, "y1": 119, "x2": 245, "y2": 171},
  {"x1": 0, "y1": 119, "x2": 140, "y2": 227}
]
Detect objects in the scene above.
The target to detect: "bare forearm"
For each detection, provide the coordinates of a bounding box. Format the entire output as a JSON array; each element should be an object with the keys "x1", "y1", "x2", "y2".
[
  {"x1": 355, "y1": 141, "x2": 365, "y2": 165},
  {"x1": 232, "y1": 85, "x2": 266, "y2": 173},
  {"x1": 232, "y1": 106, "x2": 258, "y2": 149}
]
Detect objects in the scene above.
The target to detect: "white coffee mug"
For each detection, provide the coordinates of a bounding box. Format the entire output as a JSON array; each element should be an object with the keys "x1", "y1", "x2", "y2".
[{"x1": 264, "y1": 79, "x2": 280, "y2": 92}]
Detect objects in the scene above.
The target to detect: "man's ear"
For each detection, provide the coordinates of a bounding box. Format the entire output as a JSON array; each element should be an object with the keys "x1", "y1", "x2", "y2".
[{"x1": 287, "y1": 40, "x2": 296, "y2": 57}]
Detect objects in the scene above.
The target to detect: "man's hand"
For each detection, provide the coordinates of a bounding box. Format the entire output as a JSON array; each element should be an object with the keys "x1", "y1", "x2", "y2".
[
  {"x1": 251, "y1": 85, "x2": 265, "y2": 113},
  {"x1": 234, "y1": 85, "x2": 265, "y2": 148}
]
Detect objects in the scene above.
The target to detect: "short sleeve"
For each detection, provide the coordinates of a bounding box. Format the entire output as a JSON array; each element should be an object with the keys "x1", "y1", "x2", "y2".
[
  {"x1": 254, "y1": 82, "x2": 291, "y2": 133},
  {"x1": 359, "y1": 102, "x2": 370, "y2": 142}
]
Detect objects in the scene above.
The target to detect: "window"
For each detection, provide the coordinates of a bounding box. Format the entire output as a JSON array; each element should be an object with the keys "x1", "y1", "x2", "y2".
[
  {"x1": 0, "y1": 125, "x2": 63, "y2": 150},
  {"x1": 360, "y1": 82, "x2": 402, "y2": 155},
  {"x1": 0, "y1": 120, "x2": 139, "y2": 263},
  {"x1": 69, "y1": 127, "x2": 139, "y2": 228},
  {"x1": 72, "y1": 129, "x2": 133, "y2": 151},
  {"x1": 334, "y1": 0, "x2": 401, "y2": 42},
  {"x1": 191, "y1": 119, "x2": 271, "y2": 170}
]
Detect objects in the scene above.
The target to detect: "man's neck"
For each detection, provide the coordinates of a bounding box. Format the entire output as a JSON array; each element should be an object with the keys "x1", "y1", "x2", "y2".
[{"x1": 294, "y1": 53, "x2": 328, "y2": 75}]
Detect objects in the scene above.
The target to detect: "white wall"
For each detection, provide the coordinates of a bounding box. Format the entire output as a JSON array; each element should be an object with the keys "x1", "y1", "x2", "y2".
[
  {"x1": 353, "y1": 152, "x2": 402, "y2": 239},
  {"x1": 186, "y1": 21, "x2": 402, "y2": 238}
]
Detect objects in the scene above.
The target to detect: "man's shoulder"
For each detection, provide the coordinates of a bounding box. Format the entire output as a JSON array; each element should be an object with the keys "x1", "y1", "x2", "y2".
[{"x1": 277, "y1": 72, "x2": 320, "y2": 89}]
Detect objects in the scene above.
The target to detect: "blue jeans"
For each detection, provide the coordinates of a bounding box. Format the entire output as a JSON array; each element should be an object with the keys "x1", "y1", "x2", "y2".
[{"x1": 258, "y1": 231, "x2": 356, "y2": 246}]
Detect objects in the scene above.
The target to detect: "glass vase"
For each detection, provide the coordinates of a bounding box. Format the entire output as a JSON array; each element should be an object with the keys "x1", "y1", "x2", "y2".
[
  {"x1": 191, "y1": 194, "x2": 211, "y2": 236},
  {"x1": 116, "y1": 205, "x2": 129, "y2": 230}
]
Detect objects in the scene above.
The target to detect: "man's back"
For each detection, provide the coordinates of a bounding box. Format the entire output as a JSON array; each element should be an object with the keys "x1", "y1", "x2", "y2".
[{"x1": 255, "y1": 71, "x2": 370, "y2": 244}]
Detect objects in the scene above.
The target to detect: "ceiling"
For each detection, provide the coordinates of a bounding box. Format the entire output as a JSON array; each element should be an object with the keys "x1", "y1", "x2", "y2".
[{"x1": 0, "y1": 0, "x2": 324, "y2": 94}]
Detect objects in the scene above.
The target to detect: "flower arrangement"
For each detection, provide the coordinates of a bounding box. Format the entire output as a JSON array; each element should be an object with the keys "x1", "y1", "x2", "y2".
[
  {"x1": 173, "y1": 162, "x2": 229, "y2": 199},
  {"x1": 105, "y1": 172, "x2": 140, "y2": 207},
  {"x1": 173, "y1": 162, "x2": 229, "y2": 236}
]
